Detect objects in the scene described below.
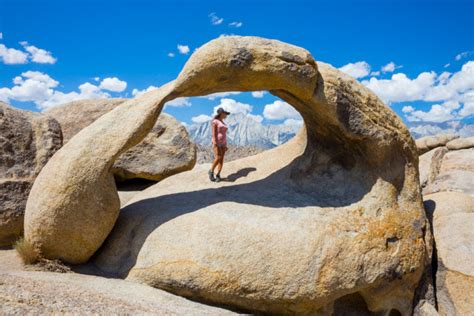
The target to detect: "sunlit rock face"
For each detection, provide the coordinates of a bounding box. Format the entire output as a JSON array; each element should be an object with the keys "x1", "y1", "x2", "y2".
[{"x1": 25, "y1": 36, "x2": 429, "y2": 315}]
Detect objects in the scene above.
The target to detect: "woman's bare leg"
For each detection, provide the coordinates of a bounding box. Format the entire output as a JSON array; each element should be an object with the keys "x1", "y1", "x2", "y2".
[{"x1": 211, "y1": 145, "x2": 220, "y2": 173}]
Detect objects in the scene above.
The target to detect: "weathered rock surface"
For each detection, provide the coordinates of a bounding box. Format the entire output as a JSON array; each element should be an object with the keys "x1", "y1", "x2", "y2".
[
  {"x1": 424, "y1": 148, "x2": 474, "y2": 196},
  {"x1": 424, "y1": 192, "x2": 474, "y2": 316},
  {"x1": 416, "y1": 134, "x2": 459, "y2": 155},
  {"x1": 47, "y1": 99, "x2": 196, "y2": 181},
  {"x1": 0, "y1": 249, "x2": 235, "y2": 315},
  {"x1": 446, "y1": 136, "x2": 474, "y2": 150},
  {"x1": 418, "y1": 146, "x2": 448, "y2": 189},
  {"x1": 25, "y1": 36, "x2": 429, "y2": 314},
  {"x1": 0, "y1": 102, "x2": 62, "y2": 246},
  {"x1": 87, "y1": 37, "x2": 430, "y2": 314}
]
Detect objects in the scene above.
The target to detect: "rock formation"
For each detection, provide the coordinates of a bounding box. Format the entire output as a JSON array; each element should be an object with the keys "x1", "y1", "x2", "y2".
[
  {"x1": 24, "y1": 36, "x2": 430, "y2": 314},
  {"x1": 416, "y1": 134, "x2": 459, "y2": 155},
  {"x1": 418, "y1": 138, "x2": 474, "y2": 196},
  {"x1": 0, "y1": 102, "x2": 62, "y2": 246},
  {"x1": 46, "y1": 99, "x2": 196, "y2": 181},
  {"x1": 424, "y1": 192, "x2": 474, "y2": 315}
]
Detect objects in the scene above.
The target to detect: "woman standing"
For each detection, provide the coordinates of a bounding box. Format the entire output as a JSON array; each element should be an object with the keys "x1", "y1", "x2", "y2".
[{"x1": 209, "y1": 107, "x2": 230, "y2": 182}]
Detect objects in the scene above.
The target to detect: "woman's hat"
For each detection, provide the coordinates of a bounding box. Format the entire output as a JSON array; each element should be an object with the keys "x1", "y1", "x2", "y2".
[{"x1": 216, "y1": 107, "x2": 230, "y2": 115}]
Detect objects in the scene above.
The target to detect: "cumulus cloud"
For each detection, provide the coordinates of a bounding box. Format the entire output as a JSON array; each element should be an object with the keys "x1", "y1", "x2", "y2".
[
  {"x1": 362, "y1": 72, "x2": 437, "y2": 103},
  {"x1": 251, "y1": 91, "x2": 265, "y2": 98},
  {"x1": 209, "y1": 12, "x2": 224, "y2": 25},
  {"x1": 132, "y1": 85, "x2": 158, "y2": 97},
  {"x1": 381, "y1": 62, "x2": 401, "y2": 73},
  {"x1": 0, "y1": 32, "x2": 3, "y2": 40},
  {"x1": 263, "y1": 100, "x2": 300, "y2": 120},
  {"x1": 21, "y1": 42, "x2": 57, "y2": 64},
  {"x1": 248, "y1": 113, "x2": 264, "y2": 123},
  {"x1": 191, "y1": 114, "x2": 212, "y2": 123},
  {"x1": 282, "y1": 118, "x2": 303, "y2": 130},
  {"x1": 339, "y1": 61, "x2": 371, "y2": 79},
  {"x1": 0, "y1": 44, "x2": 29, "y2": 64},
  {"x1": 229, "y1": 21, "x2": 243, "y2": 28},
  {"x1": 213, "y1": 98, "x2": 252, "y2": 115},
  {"x1": 403, "y1": 101, "x2": 461, "y2": 122},
  {"x1": 167, "y1": 97, "x2": 191, "y2": 107},
  {"x1": 204, "y1": 91, "x2": 241, "y2": 100},
  {"x1": 99, "y1": 77, "x2": 127, "y2": 92},
  {"x1": 177, "y1": 44, "x2": 190, "y2": 55},
  {"x1": 0, "y1": 71, "x2": 112, "y2": 110},
  {"x1": 167, "y1": 52, "x2": 175, "y2": 57}
]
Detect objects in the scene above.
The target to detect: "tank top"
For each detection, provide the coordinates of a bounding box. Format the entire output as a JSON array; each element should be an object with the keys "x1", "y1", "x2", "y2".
[{"x1": 212, "y1": 118, "x2": 228, "y2": 145}]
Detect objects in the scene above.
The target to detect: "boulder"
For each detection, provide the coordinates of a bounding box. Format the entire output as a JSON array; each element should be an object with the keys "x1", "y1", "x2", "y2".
[
  {"x1": 424, "y1": 148, "x2": 474, "y2": 196},
  {"x1": 416, "y1": 134, "x2": 459, "y2": 155},
  {"x1": 418, "y1": 146, "x2": 448, "y2": 189},
  {"x1": 26, "y1": 36, "x2": 429, "y2": 313},
  {"x1": 98, "y1": 37, "x2": 429, "y2": 314},
  {"x1": 47, "y1": 99, "x2": 196, "y2": 181},
  {"x1": 0, "y1": 102, "x2": 62, "y2": 246},
  {"x1": 424, "y1": 192, "x2": 474, "y2": 316},
  {"x1": 446, "y1": 136, "x2": 474, "y2": 150}
]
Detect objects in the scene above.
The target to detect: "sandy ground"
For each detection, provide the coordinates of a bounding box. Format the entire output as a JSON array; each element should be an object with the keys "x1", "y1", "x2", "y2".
[{"x1": 0, "y1": 249, "x2": 237, "y2": 315}]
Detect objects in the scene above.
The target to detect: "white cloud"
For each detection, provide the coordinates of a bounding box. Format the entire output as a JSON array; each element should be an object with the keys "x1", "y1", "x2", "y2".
[
  {"x1": 444, "y1": 63, "x2": 450, "y2": 68},
  {"x1": 339, "y1": 61, "x2": 371, "y2": 79},
  {"x1": 402, "y1": 105, "x2": 415, "y2": 113},
  {"x1": 93, "y1": 77, "x2": 100, "y2": 82},
  {"x1": 209, "y1": 12, "x2": 224, "y2": 25},
  {"x1": 203, "y1": 91, "x2": 241, "y2": 100},
  {"x1": 167, "y1": 97, "x2": 191, "y2": 107},
  {"x1": 282, "y1": 118, "x2": 303, "y2": 128},
  {"x1": 229, "y1": 21, "x2": 242, "y2": 28},
  {"x1": 405, "y1": 101, "x2": 461, "y2": 122},
  {"x1": 177, "y1": 44, "x2": 190, "y2": 55},
  {"x1": 251, "y1": 91, "x2": 265, "y2": 98},
  {"x1": 21, "y1": 42, "x2": 57, "y2": 64},
  {"x1": 0, "y1": 44, "x2": 29, "y2": 64},
  {"x1": 381, "y1": 62, "x2": 401, "y2": 73},
  {"x1": 370, "y1": 71, "x2": 380, "y2": 77},
  {"x1": 213, "y1": 98, "x2": 252, "y2": 115},
  {"x1": 455, "y1": 51, "x2": 470, "y2": 61},
  {"x1": 362, "y1": 72, "x2": 437, "y2": 103},
  {"x1": 99, "y1": 77, "x2": 127, "y2": 92},
  {"x1": 167, "y1": 52, "x2": 175, "y2": 57},
  {"x1": 0, "y1": 71, "x2": 110, "y2": 110},
  {"x1": 0, "y1": 32, "x2": 3, "y2": 40},
  {"x1": 263, "y1": 100, "x2": 300, "y2": 120},
  {"x1": 191, "y1": 114, "x2": 212, "y2": 123},
  {"x1": 132, "y1": 85, "x2": 158, "y2": 97}
]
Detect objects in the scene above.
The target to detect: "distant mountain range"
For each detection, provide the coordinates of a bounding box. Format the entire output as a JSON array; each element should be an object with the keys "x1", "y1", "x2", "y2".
[
  {"x1": 407, "y1": 121, "x2": 474, "y2": 139},
  {"x1": 188, "y1": 112, "x2": 300, "y2": 149},
  {"x1": 187, "y1": 113, "x2": 474, "y2": 148}
]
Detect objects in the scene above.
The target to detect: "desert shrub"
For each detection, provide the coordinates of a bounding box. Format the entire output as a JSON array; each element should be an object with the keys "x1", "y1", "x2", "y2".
[{"x1": 14, "y1": 237, "x2": 40, "y2": 265}]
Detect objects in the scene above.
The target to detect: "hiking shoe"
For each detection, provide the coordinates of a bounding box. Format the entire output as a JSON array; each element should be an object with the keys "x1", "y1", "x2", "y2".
[
  {"x1": 208, "y1": 170, "x2": 216, "y2": 182},
  {"x1": 215, "y1": 174, "x2": 221, "y2": 182}
]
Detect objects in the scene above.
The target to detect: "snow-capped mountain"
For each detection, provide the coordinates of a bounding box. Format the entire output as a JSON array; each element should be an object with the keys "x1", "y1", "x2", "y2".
[
  {"x1": 187, "y1": 112, "x2": 301, "y2": 149},
  {"x1": 407, "y1": 121, "x2": 474, "y2": 138}
]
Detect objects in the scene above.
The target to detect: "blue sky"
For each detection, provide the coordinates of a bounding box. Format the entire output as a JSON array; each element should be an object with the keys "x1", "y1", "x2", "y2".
[{"x1": 1, "y1": 0, "x2": 473, "y2": 132}]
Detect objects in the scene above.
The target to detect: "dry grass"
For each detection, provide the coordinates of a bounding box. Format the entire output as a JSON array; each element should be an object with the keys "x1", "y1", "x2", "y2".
[
  {"x1": 14, "y1": 237, "x2": 72, "y2": 273},
  {"x1": 14, "y1": 237, "x2": 40, "y2": 265}
]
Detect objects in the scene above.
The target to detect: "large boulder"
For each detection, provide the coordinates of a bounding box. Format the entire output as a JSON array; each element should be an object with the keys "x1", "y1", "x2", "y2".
[
  {"x1": 424, "y1": 192, "x2": 474, "y2": 316},
  {"x1": 446, "y1": 136, "x2": 474, "y2": 150},
  {"x1": 25, "y1": 36, "x2": 429, "y2": 314},
  {"x1": 0, "y1": 102, "x2": 62, "y2": 246},
  {"x1": 416, "y1": 134, "x2": 459, "y2": 155},
  {"x1": 424, "y1": 148, "x2": 474, "y2": 196},
  {"x1": 46, "y1": 99, "x2": 196, "y2": 181},
  {"x1": 96, "y1": 37, "x2": 428, "y2": 314}
]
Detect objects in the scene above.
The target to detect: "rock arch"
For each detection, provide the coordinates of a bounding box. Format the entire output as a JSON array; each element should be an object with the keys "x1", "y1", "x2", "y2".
[{"x1": 24, "y1": 36, "x2": 429, "y2": 314}]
